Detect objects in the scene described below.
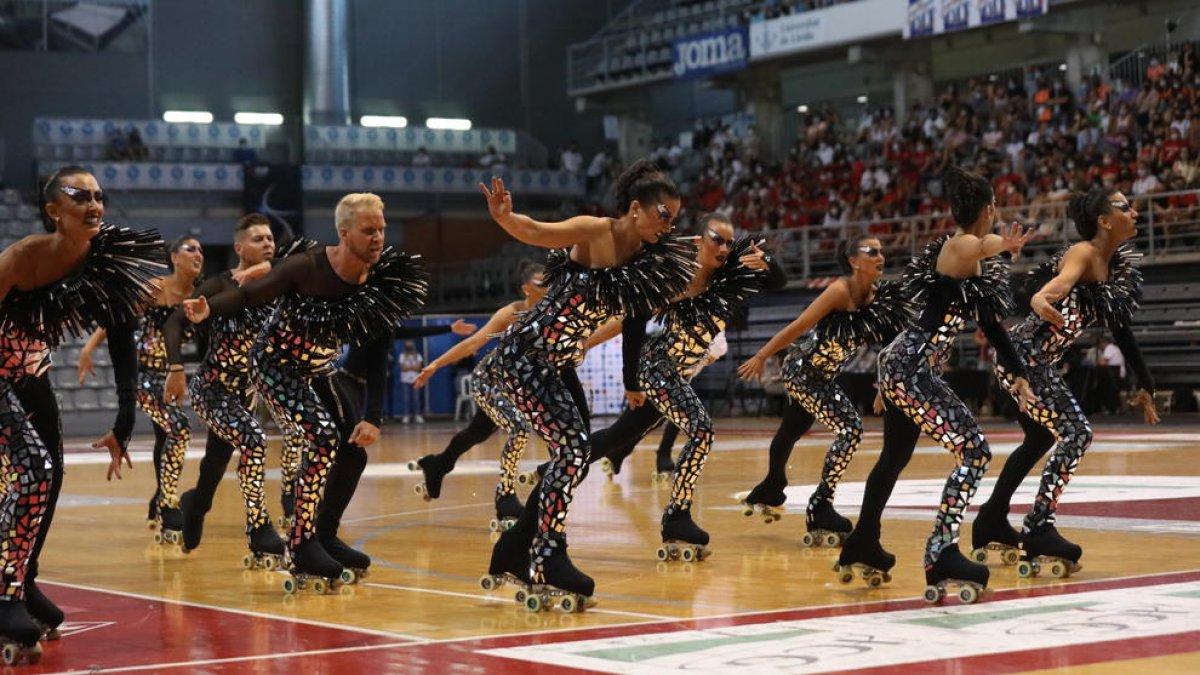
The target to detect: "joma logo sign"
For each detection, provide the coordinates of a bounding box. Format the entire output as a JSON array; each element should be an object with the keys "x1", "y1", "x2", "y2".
[{"x1": 673, "y1": 29, "x2": 748, "y2": 79}]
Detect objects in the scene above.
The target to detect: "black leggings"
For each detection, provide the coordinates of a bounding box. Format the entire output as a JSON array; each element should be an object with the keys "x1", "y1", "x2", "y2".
[
  {"x1": 979, "y1": 411, "x2": 1056, "y2": 515},
  {"x1": 851, "y1": 401, "x2": 921, "y2": 541},
  {"x1": 12, "y1": 375, "x2": 62, "y2": 589}
]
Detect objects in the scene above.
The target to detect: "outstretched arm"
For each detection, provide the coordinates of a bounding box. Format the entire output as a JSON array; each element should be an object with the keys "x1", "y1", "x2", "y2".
[
  {"x1": 480, "y1": 177, "x2": 611, "y2": 249},
  {"x1": 1030, "y1": 244, "x2": 1089, "y2": 327},
  {"x1": 738, "y1": 282, "x2": 849, "y2": 381},
  {"x1": 413, "y1": 305, "x2": 515, "y2": 388}
]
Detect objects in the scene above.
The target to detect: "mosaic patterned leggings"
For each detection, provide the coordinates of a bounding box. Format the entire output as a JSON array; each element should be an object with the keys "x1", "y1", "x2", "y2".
[
  {"x1": 253, "y1": 355, "x2": 356, "y2": 549},
  {"x1": 879, "y1": 352, "x2": 991, "y2": 567},
  {"x1": 780, "y1": 368, "x2": 863, "y2": 523},
  {"x1": 190, "y1": 374, "x2": 271, "y2": 533},
  {"x1": 137, "y1": 369, "x2": 191, "y2": 511},
  {"x1": 473, "y1": 366, "x2": 529, "y2": 502},
  {"x1": 994, "y1": 360, "x2": 1093, "y2": 532},
  {"x1": 639, "y1": 357, "x2": 713, "y2": 515},
  {"x1": 0, "y1": 376, "x2": 56, "y2": 600},
  {"x1": 500, "y1": 355, "x2": 591, "y2": 581}
]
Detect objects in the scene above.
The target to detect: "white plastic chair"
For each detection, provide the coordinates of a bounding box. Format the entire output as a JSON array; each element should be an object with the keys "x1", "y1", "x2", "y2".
[{"x1": 455, "y1": 373, "x2": 476, "y2": 421}]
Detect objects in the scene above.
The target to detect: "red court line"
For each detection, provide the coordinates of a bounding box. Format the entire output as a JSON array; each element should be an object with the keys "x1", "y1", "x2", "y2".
[
  {"x1": 379, "y1": 569, "x2": 1200, "y2": 671},
  {"x1": 1059, "y1": 496, "x2": 1200, "y2": 521},
  {"x1": 27, "y1": 583, "x2": 407, "y2": 674}
]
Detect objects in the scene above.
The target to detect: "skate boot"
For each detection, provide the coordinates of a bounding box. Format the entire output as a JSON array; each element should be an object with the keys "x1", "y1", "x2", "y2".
[
  {"x1": 242, "y1": 524, "x2": 286, "y2": 571},
  {"x1": 23, "y1": 580, "x2": 63, "y2": 641},
  {"x1": 155, "y1": 505, "x2": 184, "y2": 546},
  {"x1": 277, "y1": 490, "x2": 295, "y2": 531},
  {"x1": 489, "y1": 492, "x2": 523, "y2": 533},
  {"x1": 651, "y1": 454, "x2": 674, "y2": 485},
  {"x1": 803, "y1": 500, "x2": 852, "y2": 547},
  {"x1": 969, "y1": 503, "x2": 1022, "y2": 566},
  {"x1": 320, "y1": 537, "x2": 371, "y2": 582},
  {"x1": 146, "y1": 495, "x2": 160, "y2": 529},
  {"x1": 282, "y1": 538, "x2": 352, "y2": 594},
  {"x1": 656, "y1": 509, "x2": 712, "y2": 562},
  {"x1": 923, "y1": 545, "x2": 989, "y2": 604},
  {"x1": 740, "y1": 477, "x2": 787, "y2": 523},
  {"x1": 598, "y1": 449, "x2": 629, "y2": 481},
  {"x1": 410, "y1": 454, "x2": 452, "y2": 500},
  {"x1": 524, "y1": 535, "x2": 596, "y2": 613},
  {"x1": 479, "y1": 526, "x2": 535, "y2": 600},
  {"x1": 180, "y1": 489, "x2": 207, "y2": 552},
  {"x1": 1017, "y1": 524, "x2": 1083, "y2": 579},
  {"x1": 833, "y1": 530, "x2": 896, "y2": 587},
  {"x1": 0, "y1": 602, "x2": 43, "y2": 665}
]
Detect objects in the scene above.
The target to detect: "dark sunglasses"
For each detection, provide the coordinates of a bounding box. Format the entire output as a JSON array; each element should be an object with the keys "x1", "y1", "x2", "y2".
[
  {"x1": 858, "y1": 246, "x2": 882, "y2": 257},
  {"x1": 59, "y1": 184, "x2": 106, "y2": 205},
  {"x1": 177, "y1": 243, "x2": 203, "y2": 254},
  {"x1": 1109, "y1": 201, "x2": 1133, "y2": 213},
  {"x1": 706, "y1": 230, "x2": 733, "y2": 248}
]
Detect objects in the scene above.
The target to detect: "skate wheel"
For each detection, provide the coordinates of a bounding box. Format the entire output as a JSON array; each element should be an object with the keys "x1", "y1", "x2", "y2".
[
  {"x1": 488, "y1": 519, "x2": 500, "y2": 533},
  {"x1": 407, "y1": 460, "x2": 419, "y2": 471},
  {"x1": 265, "y1": 557, "x2": 278, "y2": 571},
  {"x1": 801, "y1": 532, "x2": 815, "y2": 547},
  {"x1": 1049, "y1": 561, "x2": 1067, "y2": 578},
  {"x1": 560, "y1": 595, "x2": 575, "y2": 613},
  {"x1": 970, "y1": 548, "x2": 988, "y2": 564},
  {"x1": 742, "y1": 507, "x2": 754, "y2": 517},
  {"x1": 414, "y1": 483, "x2": 426, "y2": 497},
  {"x1": 480, "y1": 575, "x2": 497, "y2": 592},
  {"x1": 824, "y1": 533, "x2": 841, "y2": 548},
  {"x1": 1001, "y1": 549, "x2": 1020, "y2": 566},
  {"x1": 312, "y1": 579, "x2": 328, "y2": 594},
  {"x1": 922, "y1": 586, "x2": 943, "y2": 604},
  {"x1": 242, "y1": 554, "x2": 253, "y2": 569},
  {"x1": 655, "y1": 546, "x2": 670, "y2": 562},
  {"x1": 2, "y1": 644, "x2": 15, "y2": 666},
  {"x1": 525, "y1": 594, "x2": 543, "y2": 612},
  {"x1": 340, "y1": 569, "x2": 357, "y2": 585},
  {"x1": 282, "y1": 577, "x2": 297, "y2": 594},
  {"x1": 1016, "y1": 560, "x2": 1035, "y2": 578},
  {"x1": 958, "y1": 585, "x2": 980, "y2": 604},
  {"x1": 838, "y1": 570, "x2": 855, "y2": 585},
  {"x1": 153, "y1": 532, "x2": 164, "y2": 545},
  {"x1": 866, "y1": 574, "x2": 883, "y2": 588},
  {"x1": 514, "y1": 589, "x2": 528, "y2": 604},
  {"x1": 681, "y1": 547, "x2": 695, "y2": 563}
]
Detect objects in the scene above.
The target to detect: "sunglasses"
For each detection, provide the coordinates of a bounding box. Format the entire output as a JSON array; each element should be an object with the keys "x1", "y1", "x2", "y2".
[
  {"x1": 177, "y1": 243, "x2": 203, "y2": 254},
  {"x1": 706, "y1": 230, "x2": 733, "y2": 249},
  {"x1": 1109, "y1": 201, "x2": 1134, "y2": 213},
  {"x1": 857, "y1": 245, "x2": 882, "y2": 257},
  {"x1": 59, "y1": 184, "x2": 106, "y2": 205}
]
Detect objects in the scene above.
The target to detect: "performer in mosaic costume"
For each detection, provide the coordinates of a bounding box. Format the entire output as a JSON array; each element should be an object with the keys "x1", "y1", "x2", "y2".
[
  {"x1": 184, "y1": 193, "x2": 426, "y2": 591},
  {"x1": 970, "y1": 187, "x2": 1157, "y2": 576},
  {"x1": 408, "y1": 262, "x2": 591, "y2": 532},
  {"x1": 0, "y1": 166, "x2": 163, "y2": 658},
  {"x1": 478, "y1": 162, "x2": 695, "y2": 610},
  {"x1": 737, "y1": 236, "x2": 910, "y2": 546},
  {"x1": 81, "y1": 235, "x2": 203, "y2": 545},
  {"x1": 160, "y1": 214, "x2": 312, "y2": 565},
  {"x1": 835, "y1": 166, "x2": 1035, "y2": 604}
]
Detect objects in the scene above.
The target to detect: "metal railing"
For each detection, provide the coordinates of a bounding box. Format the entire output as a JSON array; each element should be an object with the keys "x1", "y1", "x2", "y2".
[{"x1": 1108, "y1": 38, "x2": 1200, "y2": 90}]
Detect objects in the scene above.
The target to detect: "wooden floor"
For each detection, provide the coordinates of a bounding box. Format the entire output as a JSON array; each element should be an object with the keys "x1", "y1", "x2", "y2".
[{"x1": 33, "y1": 414, "x2": 1200, "y2": 673}]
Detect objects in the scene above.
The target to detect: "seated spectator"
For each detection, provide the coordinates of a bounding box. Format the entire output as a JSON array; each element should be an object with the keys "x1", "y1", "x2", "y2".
[
  {"x1": 233, "y1": 138, "x2": 258, "y2": 166},
  {"x1": 128, "y1": 128, "x2": 149, "y2": 161},
  {"x1": 412, "y1": 146, "x2": 432, "y2": 167},
  {"x1": 560, "y1": 141, "x2": 584, "y2": 174},
  {"x1": 479, "y1": 145, "x2": 506, "y2": 170},
  {"x1": 108, "y1": 129, "x2": 130, "y2": 161}
]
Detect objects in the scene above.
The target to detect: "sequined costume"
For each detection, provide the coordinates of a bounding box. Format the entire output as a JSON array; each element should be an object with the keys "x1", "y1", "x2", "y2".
[
  {"x1": 746, "y1": 281, "x2": 911, "y2": 527},
  {"x1": 493, "y1": 236, "x2": 694, "y2": 588},
  {"x1": 164, "y1": 240, "x2": 315, "y2": 542},
  {"x1": 985, "y1": 245, "x2": 1148, "y2": 536},
  {"x1": 0, "y1": 226, "x2": 163, "y2": 607},
  {"x1": 201, "y1": 246, "x2": 426, "y2": 565},
  {"x1": 871, "y1": 236, "x2": 1026, "y2": 570},
  {"x1": 137, "y1": 304, "x2": 193, "y2": 515}
]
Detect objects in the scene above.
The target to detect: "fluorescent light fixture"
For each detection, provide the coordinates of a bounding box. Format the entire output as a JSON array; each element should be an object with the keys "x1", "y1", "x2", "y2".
[
  {"x1": 1058, "y1": 63, "x2": 1068, "y2": 71},
  {"x1": 426, "y1": 117, "x2": 472, "y2": 131},
  {"x1": 163, "y1": 110, "x2": 213, "y2": 124},
  {"x1": 361, "y1": 115, "x2": 408, "y2": 128},
  {"x1": 797, "y1": 105, "x2": 809, "y2": 113},
  {"x1": 856, "y1": 95, "x2": 868, "y2": 104},
  {"x1": 235, "y1": 112, "x2": 284, "y2": 125}
]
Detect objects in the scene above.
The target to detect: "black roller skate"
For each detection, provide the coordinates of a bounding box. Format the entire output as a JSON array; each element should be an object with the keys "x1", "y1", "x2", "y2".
[
  {"x1": 651, "y1": 454, "x2": 674, "y2": 486},
  {"x1": 180, "y1": 489, "x2": 206, "y2": 552},
  {"x1": 0, "y1": 602, "x2": 43, "y2": 665},
  {"x1": 155, "y1": 505, "x2": 184, "y2": 546},
  {"x1": 741, "y1": 478, "x2": 787, "y2": 524},
  {"x1": 146, "y1": 495, "x2": 160, "y2": 530},
  {"x1": 803, "y1": 500, "x2": 852, "y2": 547},
  {"x1": 516, "y1": 461, "x2": 551, "y2": 487},
  {"x1": 282, "y1": 539, "x2": 353, "y2": 594},
  {"x1": 23, "y1": 580, "x2": 63, "y2": 642},
  {"x1": 321, "y1": 537, "x2": 370, "y2": 582},
  {"x1": 489, "y1": 493, "x2": 523, "y2": 533},
  {"x1": 969, "y1": 504, "x2": 1022, "y2": 566},
  {"x1": 242, "y1": 524, "x2": 286, "y2": 571},
  {"x1": 410, "y1": 454, "x2": 452, "y2": 501},
  {"x1": 833, "y1": 530, "x2": 895, "y2": 587},
  {"x1": 479, "y1": 526, "x2": 534, "y2": 601},
  {"x1": 657, "y1": 509, "x2": 712, "y2": 562},
  {"x1": 1017, "y1": 524, "x2": 1082, "y2": 579},
  {"x1": 923, "y1": 545, "x2": 989, "y2": 604},
  {"x1": 524, "y1": 535, "x2": 596, "y2": 613},
  {"x1": 598, "y1": 448, "x2": 630, "y2": 481}
]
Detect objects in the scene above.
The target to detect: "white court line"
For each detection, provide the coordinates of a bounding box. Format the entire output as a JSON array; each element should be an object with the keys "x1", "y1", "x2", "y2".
[
  {"x1": 54, "y1": 641, "x2": 412, "y2": 674},
  {"x1": 41, "y1": 579, "x2": 427, "y2": 642},
  {"x1": 343, "y1": 500, "x2": 489, "y2": 524},
  {"x1": 364, "y1": 580, "x2": 674, "y2": 621}
]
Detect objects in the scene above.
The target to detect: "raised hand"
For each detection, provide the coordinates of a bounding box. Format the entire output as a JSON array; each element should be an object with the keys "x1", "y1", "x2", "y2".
[
  {"x1": 1000, "y1": 221, "x2": 1033, "y2": 256},
  {"x1": 478, "y1": 176, "x2": 513, "y2": 224},
  {"x1": 738, "y1": 241, "x2": 769, "y2": 270}
]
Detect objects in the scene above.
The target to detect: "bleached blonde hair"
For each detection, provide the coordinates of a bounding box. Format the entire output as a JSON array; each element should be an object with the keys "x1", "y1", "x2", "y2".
[{"x1": 335, "y1": 193, "x2": 385, "y2": 233}]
